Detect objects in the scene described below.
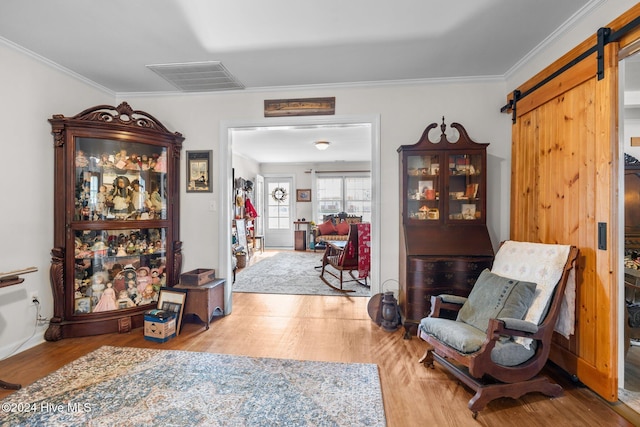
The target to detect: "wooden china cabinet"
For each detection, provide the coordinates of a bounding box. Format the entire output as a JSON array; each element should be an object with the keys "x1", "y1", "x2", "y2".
[
  {"x1": 45, "y1": 103, "x2": 184, "y2": 341},
  {"x1": 397, "y1": 118, "x2": 494, "y2": 338}
]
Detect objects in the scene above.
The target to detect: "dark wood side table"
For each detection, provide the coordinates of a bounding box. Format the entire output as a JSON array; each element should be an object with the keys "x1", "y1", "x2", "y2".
[
  {"x1": 174, "y1": 278, "x2": 225, "y2": 330},
  {"x1": 294, "y1": 221, "x2": 310, "y2": 251}
]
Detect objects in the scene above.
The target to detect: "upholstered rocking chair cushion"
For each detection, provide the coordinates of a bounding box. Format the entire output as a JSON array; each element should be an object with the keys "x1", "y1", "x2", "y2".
[
  {"x1": 457, "y1": 269, "x2": 537, "y2": 333},
  {"x1": 419, "y1": 317, "x2": 537, "y2": 366}
]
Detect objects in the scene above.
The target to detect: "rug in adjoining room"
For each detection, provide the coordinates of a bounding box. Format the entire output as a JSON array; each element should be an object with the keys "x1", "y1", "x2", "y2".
[
  {"x1": 233, "y1": 250, "x2": 371, "y2": 297},
  {"x1": 0, "y1": 346, "x2": 386, "y2": 427}
]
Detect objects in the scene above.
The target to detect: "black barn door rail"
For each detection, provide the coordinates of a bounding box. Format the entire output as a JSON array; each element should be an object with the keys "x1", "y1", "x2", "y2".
[{"x1": 501, "y1": 15, "x2": 640, "y2": 124}]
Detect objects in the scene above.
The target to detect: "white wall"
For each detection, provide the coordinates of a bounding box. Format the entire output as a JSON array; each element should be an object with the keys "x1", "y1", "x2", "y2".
[
  {"x1": 124, "y1": 81, "x2": 512, "y2": 298},
  {"x1": 0, "y1": 42, "x2": 113, "y2": 357},
  {"x1": 506, "y1": 0, "x2": 638, "y2": 90},
  {"x1": 624, "y1": 118, "x2": 640, "y2": 159}
]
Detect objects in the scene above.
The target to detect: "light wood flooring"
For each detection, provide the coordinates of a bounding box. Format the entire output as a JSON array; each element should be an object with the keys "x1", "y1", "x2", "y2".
[{"x1": 1, "y1": 292, "x2": 639, "y2": 426}]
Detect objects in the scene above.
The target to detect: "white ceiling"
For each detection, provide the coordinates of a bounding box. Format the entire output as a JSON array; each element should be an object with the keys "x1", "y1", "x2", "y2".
[{"x1": 0, "y1": 0, "x2": 604, "y2": 163}]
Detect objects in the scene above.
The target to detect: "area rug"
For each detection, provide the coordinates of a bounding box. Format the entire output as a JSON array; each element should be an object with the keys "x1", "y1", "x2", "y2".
[
  {"x1": 0, "y1": 346, "x2": 385, "y2": 426},
  {"x1": 233, "y1": 251, "x2": 370, "y2": 297}
]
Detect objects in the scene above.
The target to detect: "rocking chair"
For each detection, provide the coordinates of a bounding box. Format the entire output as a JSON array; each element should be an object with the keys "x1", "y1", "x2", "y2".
[
  {"x1": 320, "y1": 223, "x2": 370, "y2": 292},
  {"x1": 417, "y1": 241, "x2": 579, "y2": 418}
]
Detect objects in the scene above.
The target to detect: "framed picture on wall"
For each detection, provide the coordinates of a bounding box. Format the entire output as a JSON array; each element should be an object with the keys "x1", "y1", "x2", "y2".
[
  {"x1": 186, "y1": 150, "x2": 212, "y2": 193},
  {"x1": 296, "y1": 189, "x2": 311, "y2": 202}
]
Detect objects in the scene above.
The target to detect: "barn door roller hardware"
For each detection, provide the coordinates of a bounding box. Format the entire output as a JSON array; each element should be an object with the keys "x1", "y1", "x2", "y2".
[{"x1": 501, "y1": 15, "x2": 640, "y2": 123}]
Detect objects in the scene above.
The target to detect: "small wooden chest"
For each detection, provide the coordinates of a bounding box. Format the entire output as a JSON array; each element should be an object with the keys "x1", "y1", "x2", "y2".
[{"x1": 180, "y1": 268, "x2": 216, "y2": 286}]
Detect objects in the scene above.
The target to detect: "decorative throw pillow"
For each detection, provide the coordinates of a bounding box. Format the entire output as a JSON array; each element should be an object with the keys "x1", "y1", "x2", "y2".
[
  {"x1": 317, "y1": 220, "x2": 337, "y2": 236},
  {"x1": 336, "y1": 221, "x2": 350, "y2": 235},
  {"x1": 457, "y1": 269, "x2": 537, "y2": 333}
]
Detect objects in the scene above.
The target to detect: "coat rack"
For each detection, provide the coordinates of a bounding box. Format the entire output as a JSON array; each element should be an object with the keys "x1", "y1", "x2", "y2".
[{"x1": 0, "y1": 266, "x2": 37, "y2": 390}]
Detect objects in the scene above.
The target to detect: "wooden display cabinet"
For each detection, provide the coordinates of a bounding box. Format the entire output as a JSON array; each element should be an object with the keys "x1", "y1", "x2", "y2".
[
  {"x1": 397, "y1": 118, "x2": 494, "y2": 337},
  {"x1": 45, "y1": 103, "x2": 184, "y2": 341}
]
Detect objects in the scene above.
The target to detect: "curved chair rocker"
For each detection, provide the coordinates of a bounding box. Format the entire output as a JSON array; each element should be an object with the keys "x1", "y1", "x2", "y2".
[
  {"x1": 320, "y1": 223, "x2": 370, "y2": 292},
  {"x1": 417, "y1": 241, "x2": 579, "y2": 418}
]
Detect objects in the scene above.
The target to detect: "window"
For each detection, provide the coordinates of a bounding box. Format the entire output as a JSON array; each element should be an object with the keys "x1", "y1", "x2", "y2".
[
  {"x1": 316, "y1": 175, "x2": 371, "y2": 222},
  {"x1": 267, "y1": 180, "x2": 291, "y2": 229}
]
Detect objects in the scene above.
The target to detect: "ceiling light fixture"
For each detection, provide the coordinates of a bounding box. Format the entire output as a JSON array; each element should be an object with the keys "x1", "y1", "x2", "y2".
[{"x1": 315, "y1": 141, "x2": 331, "y2": 150}]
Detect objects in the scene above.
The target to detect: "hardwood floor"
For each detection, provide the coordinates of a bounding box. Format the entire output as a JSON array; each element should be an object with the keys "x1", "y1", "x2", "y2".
[{"x1": 1, "y1": 292, "x2": 639, "y2": 426}]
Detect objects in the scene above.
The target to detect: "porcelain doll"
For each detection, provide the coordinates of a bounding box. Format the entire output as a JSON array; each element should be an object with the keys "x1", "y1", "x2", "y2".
[
  {"x1": 136, "y1": 284, "x2": 157, "y2": 305},
  {"x1": 109, "y1": 176, "x2": 131, "y2": 215},
  {"x1": 116, "y1": 290, "x2": 134, "y2": 309},
  {"x1": 129, "y1": 180, "x2": 147, "y2": 212},
  {"x1": 123, "y1": 265, "x2": 137, "y2": 285},
  {"x1": 110, "y1": 264, "x2": 125, "y2": 291},
  {"x1": 100, "y1": 153, "x2": 114, "y2": 169},
  {"x1": 75, "y1": 150, "x2": 89, "y2": 168},
  {"x1": 95, "y1": 185, "x2": 107, "y2": 216},
  {"x1": 147, "y1": 182, "x2": 164, "y2": 212},
  {"x1": 91, "y1": 279, "x2": 105, "y2": 302},
  {"x1": 114, "y1": 149, "x2": 128, "y2": 170},
  {"x1": 150, "y1": 268, "x2": 161, "y2": 286},
  {"x1": 153, "y1": 151, "x2": 167, "y2": 173},
  {"x1": 76, "y1": 243, "x2": 92, "y2": 258},
  {"x1": 148, "y1": 154, "x2": 158, "y2": 171},
  {"x1": 126, "y1": 240, "x2": 136, "y2": 255},
  {"x1": 74, "y1": 280, "x2": 83, "y2": 299},
  {"x1": 93, "y1": 282, "x2": 117, "y2": 312},
  {"x1": 140, "y1": 154, "x2": 150, "y2": 170},
  {"x1": 91, "y1": 240, "x2": 108, "y2": 257},
  {"x1": 126, "y1": 280, "x2": 138, "y2": 300},
  {"x1": 116, "y1": 244, "x2": 127, "y2": 257},
  {"x1": 125, "y1": 153, "x2": 141, "y2": 171},
  {"x1": 136, "y1": 267, "x2": 152, "y2": 292}
]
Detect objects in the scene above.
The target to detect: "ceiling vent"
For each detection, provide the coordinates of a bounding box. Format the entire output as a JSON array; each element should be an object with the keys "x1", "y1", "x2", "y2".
[{"x1": 146, "y1": 61, "x2": 244, "y2": 92}]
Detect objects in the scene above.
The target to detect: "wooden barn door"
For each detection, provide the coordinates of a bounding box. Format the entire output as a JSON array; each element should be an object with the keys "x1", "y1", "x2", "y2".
[
  {"x1": 509, "y1": 4, "x2": 640, "y2": 399},
  {"x1": 509, "y1": 39, "x2": 623, "y2": 400}
]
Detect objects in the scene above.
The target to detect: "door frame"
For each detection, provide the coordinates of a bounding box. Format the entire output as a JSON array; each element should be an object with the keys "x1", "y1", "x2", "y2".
[{"x1": 218, "y1": 114, "x2": 381, "y2": 313}]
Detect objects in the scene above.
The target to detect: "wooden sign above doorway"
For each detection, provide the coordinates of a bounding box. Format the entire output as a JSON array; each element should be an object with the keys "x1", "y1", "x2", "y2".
[{"x1": 264, "y1": 97, "x2": 335, "y2": 117}]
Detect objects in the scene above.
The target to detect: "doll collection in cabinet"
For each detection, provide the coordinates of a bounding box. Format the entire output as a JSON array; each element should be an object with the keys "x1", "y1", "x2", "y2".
[
  {"x1": 74, "y1": 137, "x2": 168, "y2": 222},
  {"x1": 72, "y1": 137, "x2": 170, "y2": 315}
]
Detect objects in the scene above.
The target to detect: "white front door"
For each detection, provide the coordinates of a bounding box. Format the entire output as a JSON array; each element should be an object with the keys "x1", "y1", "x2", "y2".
[{"x1": 264, "y1": 176, "x2": 294, "y2": 248}]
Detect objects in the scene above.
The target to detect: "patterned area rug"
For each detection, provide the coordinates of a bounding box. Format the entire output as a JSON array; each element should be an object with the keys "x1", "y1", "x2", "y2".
[
  {"x1": 234, "y1": 251, "x2": 370, "y2": 297},
  {"x1": 0, "y1": 346, "x2": 386, "y2": 426}
]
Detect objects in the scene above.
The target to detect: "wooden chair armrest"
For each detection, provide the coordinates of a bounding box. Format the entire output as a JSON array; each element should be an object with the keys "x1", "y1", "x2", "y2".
[
  {"x1": 439, "y1": 294, "x2": 468, "y2": 305},
  {"x1": 429, "y1": 294, "x2": 465, "y2": 318},
  {"x1": 487, "y1": 317, "x2": 542, "y2": 340},
  {"x1": 497, "y1": 318, "x2": 539, "y2": 334}
]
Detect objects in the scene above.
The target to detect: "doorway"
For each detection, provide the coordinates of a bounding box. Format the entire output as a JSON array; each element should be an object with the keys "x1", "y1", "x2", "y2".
[
  {"x1": 263, "y1": 175, "x2": 295, "y2": 248},
  {"x1": 218, "y1": 114, "x2": 381, "y2": 313},
  {"x1": 619, "y1": 45, "x2": 640, "y2": 410}
]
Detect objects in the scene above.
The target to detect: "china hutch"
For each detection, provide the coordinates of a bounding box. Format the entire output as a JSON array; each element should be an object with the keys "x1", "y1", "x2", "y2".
[
  {"x1": 397, "y1": 118, "x2": 494, "y2": 337},
  {"x1": 45, "y1": 103, "x2": 184, "y2": 341}
]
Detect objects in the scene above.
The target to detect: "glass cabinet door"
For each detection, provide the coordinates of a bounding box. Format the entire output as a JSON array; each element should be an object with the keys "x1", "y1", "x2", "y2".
[
  {"x1": 75, "y1": 137, "x2": 168, "y2": 221},
  {"x1": 73, "y1": 227, "x2": 167, "y2": 314},
  {"x1": 406, "y1": 153, "x2": 440, "y2": 221},
  {"x1": 446, "y1": 153, "x2": 483, "y2": 221}
]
